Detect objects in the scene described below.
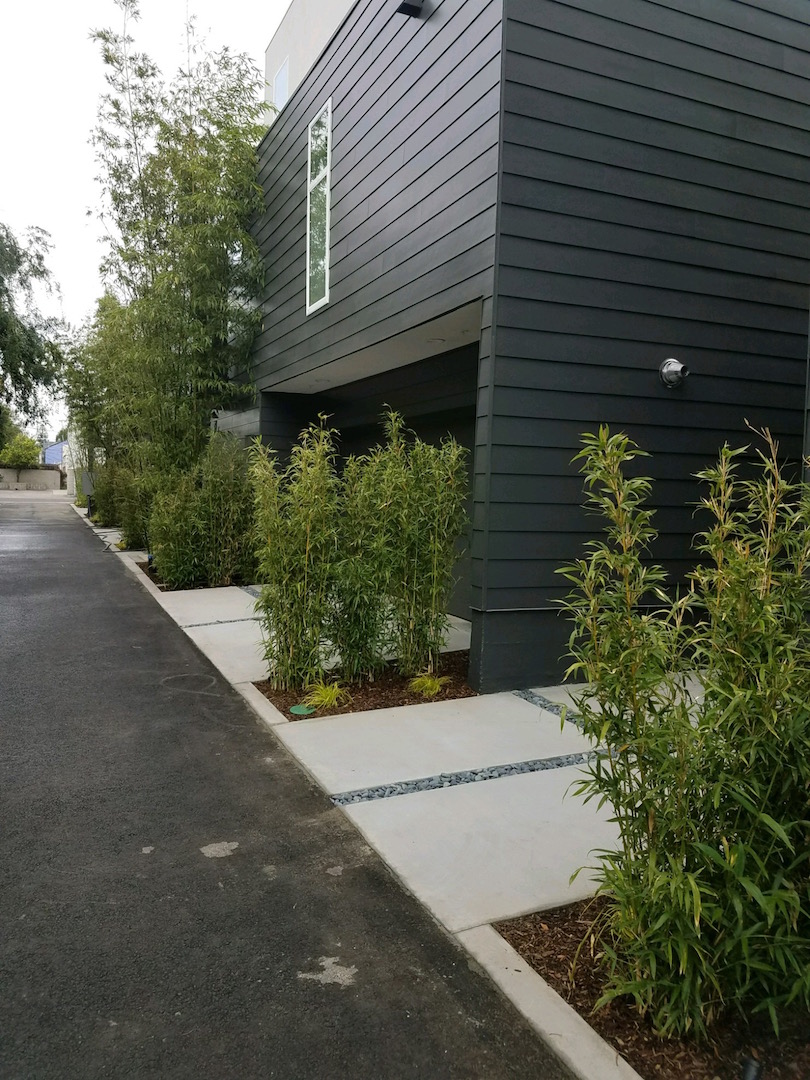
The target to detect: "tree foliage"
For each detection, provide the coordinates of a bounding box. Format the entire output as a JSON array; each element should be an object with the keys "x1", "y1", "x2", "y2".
[
  {"x1": 0, "y1": 404, "x2": 22, "y2": 450},
  {"x1": 0, "y1": 223, "x2": 63, "y2": 418},
  {"x1": 67, "y1": 0, "x2": 266, "y2": 476},
  {"x1": 1, "y1": 432, "x2": 42, "y2": 478}
]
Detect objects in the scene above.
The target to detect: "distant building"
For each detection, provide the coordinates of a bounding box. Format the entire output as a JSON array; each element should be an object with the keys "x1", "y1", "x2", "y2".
[{"x1": 43, "y1": 440, "x2": 68, "y2": 466}]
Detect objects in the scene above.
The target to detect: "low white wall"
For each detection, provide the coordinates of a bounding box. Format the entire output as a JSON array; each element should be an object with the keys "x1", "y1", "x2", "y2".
[{"x1": 0, "y1": 467, "x2": 61, "y2": 491}]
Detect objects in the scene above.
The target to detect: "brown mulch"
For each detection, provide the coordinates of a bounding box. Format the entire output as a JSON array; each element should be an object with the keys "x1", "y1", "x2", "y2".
[
  {"x1": 136, "y1": 560, "x2": 252, "y2": 592},
  {"x1": 498, "y1": 898, "x2": 810, "y2": 1080},
  {"x1": 136, "y1": 559, "x2": 172, "y2": 589},
  {"x1": 254, "y1": 649, "x2": 477, "y2": 719}
]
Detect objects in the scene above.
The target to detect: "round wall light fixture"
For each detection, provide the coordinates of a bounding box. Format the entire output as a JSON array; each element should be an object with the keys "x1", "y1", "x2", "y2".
[{"x1": 659, "y1": 357, "x2": 689, "y2": 388}]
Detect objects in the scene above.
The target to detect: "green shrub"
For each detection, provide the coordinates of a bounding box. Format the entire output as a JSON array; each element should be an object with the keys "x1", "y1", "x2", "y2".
[
  {"x1": 197, "y1": 432, "x2": 256, "y2": 586},
  {"x1": 559, "y1": 426, "x2": 810, "y2": 1038},
  {"x1": 115, "y1": 466, "x2": 164, "y2": 550},
  {"x1": 251, "y1": 422, "x2": 340, "y2": 690},
  {"x1": 250, "y1": 412, "x2": 469, "y2": 690},
  {"x1": 91, "y1": 460, "x2": 122, "y2": 526},
  {"x1": 149, "y1": 434, "x2": 255, "y2": 589},
  {"x1": 378, "y1": 413, "x2": 469, "y2": 677},
  {"x1": 149, "y1": 475, "x2": 204, "y2": 588},
  {"x1": 329, "y1": 453, "x2": 393, "y2": 683}
]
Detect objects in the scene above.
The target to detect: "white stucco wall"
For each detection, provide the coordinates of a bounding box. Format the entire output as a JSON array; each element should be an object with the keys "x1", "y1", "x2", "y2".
[
  {"x1": 0, "y1": 467, "x2": 61, "y2": 490},
  {"x1": 265, "y1": 0, "x2": 354, "y2": 115}
]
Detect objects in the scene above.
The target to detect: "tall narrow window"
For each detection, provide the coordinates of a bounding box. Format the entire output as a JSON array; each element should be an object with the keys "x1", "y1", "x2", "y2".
[
  {"x1": 273, "y1": 58, "x2": 289, "y2": 110},
  {"x1": 306, "y1": 99, "x2": 332, "y2": 314}
]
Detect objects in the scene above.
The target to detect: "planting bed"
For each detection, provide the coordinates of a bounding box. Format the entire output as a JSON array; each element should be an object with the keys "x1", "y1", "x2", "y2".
[
  {"x1": 498, "y1": 898, "x2": 810, "y2": 1080},
  {"x1": 136, "y1": 560, "x2": 252, "y2": 591},
  {"x1": 254, "y1": 649, "x2": 477, "y2": 719}
]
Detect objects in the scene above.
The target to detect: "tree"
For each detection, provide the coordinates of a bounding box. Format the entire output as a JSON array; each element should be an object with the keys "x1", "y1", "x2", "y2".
[
  {"x1": 54, "y1": 426, "x2": 68, "y2": 443},
  {"x1": 0, "y1": 223, "x2": 63, "y2": 418},
  {"x1": 0, "y1": 403, "x2": 22, "y2": 450},
  {"x1": 80, "y1": 0, "x2": 266, "y2": 473},
  {"x1": 1, "y1": 432, "x2": 41, "y2": 480}
]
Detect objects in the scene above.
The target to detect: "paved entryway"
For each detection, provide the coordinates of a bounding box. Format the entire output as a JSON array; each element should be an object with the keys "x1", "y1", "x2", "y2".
[{"x1": 0, "y1": 491, "x2": 573, "y2": 1079}]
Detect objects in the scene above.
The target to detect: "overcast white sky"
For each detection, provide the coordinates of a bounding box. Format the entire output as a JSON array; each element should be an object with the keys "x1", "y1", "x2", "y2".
[{"x1": 1, "y1": 0, "x2": 292, "y2": 434}]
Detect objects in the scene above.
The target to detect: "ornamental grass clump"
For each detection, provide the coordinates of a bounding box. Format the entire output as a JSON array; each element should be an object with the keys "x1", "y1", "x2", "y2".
[{"x1": 559, "y1": 425, "x2": 810, "y2": 1039}]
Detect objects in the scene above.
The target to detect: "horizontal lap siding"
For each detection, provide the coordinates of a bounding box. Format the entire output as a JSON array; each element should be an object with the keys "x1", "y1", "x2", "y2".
[
  {"x1": 251, "y1": 0, "x2": 501, "y2": 390},
  {"x1": 489, "y1": 0, "x2": 810, "y2": 610}
]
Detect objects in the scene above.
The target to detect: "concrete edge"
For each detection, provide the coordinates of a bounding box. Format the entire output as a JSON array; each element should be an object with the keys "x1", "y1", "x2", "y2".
[
  {"x1": 70, "y1": 503, "x2": 92, "y2": 524},
  {"x1": 232, "y1": 681, "x2": 289, "y2": 728},
  {"x1": 455, "y1": 924, "x2": 643, "y2": 1080},
  {"x1": 115, "y1": 550, "x2": 166, "y2": 601}
]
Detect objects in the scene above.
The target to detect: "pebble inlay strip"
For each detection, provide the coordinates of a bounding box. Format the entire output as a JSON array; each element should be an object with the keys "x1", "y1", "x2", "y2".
[
  {"x1": 331, "y1": 752, "x2": 596, "y2": 806},
  {"x1": 513, "y1": 688, "x2": 584, "y2": 730},
  {"x1": 183, "y1": 616, "x2": 261, "y2": 628}
]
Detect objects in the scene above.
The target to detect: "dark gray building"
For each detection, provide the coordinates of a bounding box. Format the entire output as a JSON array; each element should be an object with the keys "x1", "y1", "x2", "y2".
[{"x1": 221, "y1": 0, "x2": 810, "y2": 691}]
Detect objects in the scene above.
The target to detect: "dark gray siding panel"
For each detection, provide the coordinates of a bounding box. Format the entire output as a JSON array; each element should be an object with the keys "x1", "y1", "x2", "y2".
[
  {"x1": 475, "y1": 0, "x2": 810, "y2": 690},
  {"x1": 215, "y1": 405, "x2": 262, "y2": 444},
  {"x1": 251, "y1": 0, "x2": 500, "y2": 391}
]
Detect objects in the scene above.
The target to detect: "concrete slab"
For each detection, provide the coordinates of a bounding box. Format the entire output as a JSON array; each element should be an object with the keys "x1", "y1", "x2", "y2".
[
  {"x1": 535, "y1": 677, "x2": 705, "y2": 715},
  {"x1": 444, "y1": 615, "x2": 471, "y2": 652},
  {"x1": 183, "y1": 620, "x2": 267, "y2": 684},
  {"x1": 344, "y1": 766, "x2": 617, "y2": 933},
  {"x1": 276, "y1": 694, "x2": 589, "y2": 795},
  {"x1": 155, "y1": 586, "x2": 258, "y2": 627},
  {"x1": 532, "y1": 684, "x2": 590, "y2": 714}
]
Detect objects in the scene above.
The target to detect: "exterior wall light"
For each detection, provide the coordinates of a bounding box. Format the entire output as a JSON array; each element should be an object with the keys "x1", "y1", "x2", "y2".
[
  {"x1": 659, "y1": 357, "x2": 689, "y2": 388},
  {"x1": 396, "y1": 1, "x2": 424, "y2": 15}
]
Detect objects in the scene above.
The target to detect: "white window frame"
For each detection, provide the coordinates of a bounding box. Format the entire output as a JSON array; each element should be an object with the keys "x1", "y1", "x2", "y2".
[
  {"x1": 272, "y1": 57, "x2": 289, "y2": 111},
  {"x1": 306, "y1": 98, "x2": 332, "y2": 315}
]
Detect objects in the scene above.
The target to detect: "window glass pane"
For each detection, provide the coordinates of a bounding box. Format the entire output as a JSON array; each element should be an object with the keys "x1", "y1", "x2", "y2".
[
  {"x1": 309, "y1": 108, "x2": 330, "y2": 182},
  {"x1": 273, "y1": 59, "x2": 289, "y2": 110},
  {"x1": 308, "y1": 177, "x2": 328, "y2": 306}
]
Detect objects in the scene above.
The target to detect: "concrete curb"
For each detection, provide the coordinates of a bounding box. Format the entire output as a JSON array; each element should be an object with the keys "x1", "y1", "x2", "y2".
[
  {"x1": 232, "y1": 681, "x2": 289, "y2": 727},
  {"x1": 115, "y1": 550, "x2": 166, "y2": 601},
  {"x1": 456, "y1": 924, "x2": 643, "y2": 1080},
  {"x1": 69, "y1": 503, "x2": 91, "y2": 523}
]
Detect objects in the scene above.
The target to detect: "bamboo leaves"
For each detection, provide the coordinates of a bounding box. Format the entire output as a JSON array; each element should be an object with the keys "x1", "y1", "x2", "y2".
[
  {"x1": 250, "y1": 412, "x2": 468, "y2": 691},
  {"x1": 560, "y1": 425, "x2": 810, "y2": 1038}
]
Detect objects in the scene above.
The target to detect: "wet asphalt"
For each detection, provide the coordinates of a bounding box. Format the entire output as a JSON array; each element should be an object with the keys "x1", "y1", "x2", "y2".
[{"x1": 0, "y1": 492, "x2": 573, "y2": 1080}]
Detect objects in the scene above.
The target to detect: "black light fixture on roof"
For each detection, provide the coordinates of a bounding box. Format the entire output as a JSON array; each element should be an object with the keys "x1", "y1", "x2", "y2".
[{"x1": 396, "y1": 0, "x2": 424, "y2": 15}]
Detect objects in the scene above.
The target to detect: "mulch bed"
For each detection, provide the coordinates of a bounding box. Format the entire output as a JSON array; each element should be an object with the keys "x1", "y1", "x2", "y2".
[
  {"x1": 254, "y1": 649, "x2": 477, "y2": 719},
  {"x1": 136, "y1": 560, "x2": 253, "y2": 592},
  {"x1": 498, "y1": 898, "x2": 810, "y2": 1079},
  {"x1": 137, "y1": 559, "x2": 172, "y2": 589}
]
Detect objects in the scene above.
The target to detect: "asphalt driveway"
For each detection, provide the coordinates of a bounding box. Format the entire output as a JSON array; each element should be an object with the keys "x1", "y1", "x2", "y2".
[{"x1": 0, "y1": 491, "x2": 572, "y2": 1080}]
